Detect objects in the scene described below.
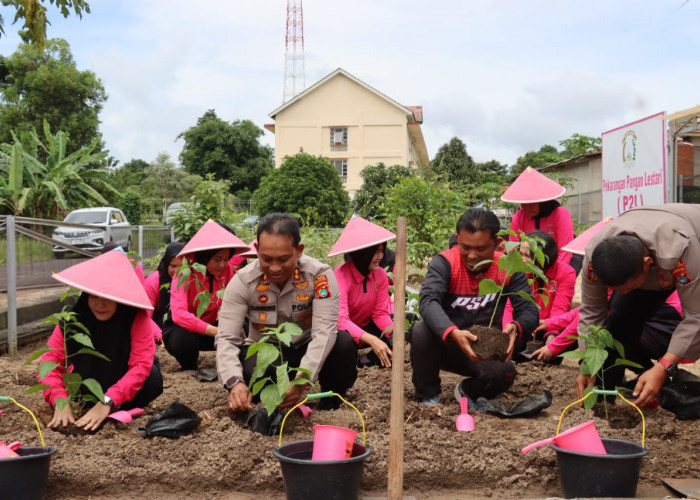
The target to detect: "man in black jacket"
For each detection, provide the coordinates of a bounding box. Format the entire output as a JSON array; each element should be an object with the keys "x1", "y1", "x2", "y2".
[{"x1": 410, "y1": 208, "x2": 539, "y2": 405}]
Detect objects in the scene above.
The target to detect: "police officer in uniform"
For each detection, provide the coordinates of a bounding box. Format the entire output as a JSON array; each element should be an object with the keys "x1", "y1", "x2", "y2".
[
  {"x1": 578, "y1": 203, "x2": 700, "y2": 407},
  {"x1": 216, "y1": 213, "x2": 357, "y2": 412}
]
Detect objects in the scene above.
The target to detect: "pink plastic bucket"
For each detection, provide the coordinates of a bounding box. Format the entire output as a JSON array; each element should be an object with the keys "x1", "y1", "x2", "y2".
[
  {"x1": 311, "y1": 425, "x2": 358, "y2": 461},
  {"x1": 522, "y1": 419, "x2": 606, "y2": 455}
]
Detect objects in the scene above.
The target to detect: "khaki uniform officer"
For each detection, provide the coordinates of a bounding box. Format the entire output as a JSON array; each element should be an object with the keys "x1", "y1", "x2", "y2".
[
  {"x1": 578, "y1": 203, "x2": 700, "y2": 407},
  {"x1": 216, "y1": 213, "x2": 358, "y2": 412}
]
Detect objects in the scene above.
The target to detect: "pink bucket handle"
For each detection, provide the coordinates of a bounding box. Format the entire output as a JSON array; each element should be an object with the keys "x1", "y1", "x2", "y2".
[{"x1": 521, "y1": 436, "x2": 555, "y2": 455}]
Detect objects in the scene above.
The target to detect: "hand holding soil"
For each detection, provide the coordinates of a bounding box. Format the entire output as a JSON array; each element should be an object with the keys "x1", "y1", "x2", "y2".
[
  {"x1": 448, "y1": 328, "x2": 479, "y2": 360},
  {"x1": 228, "y1": 383, "x2": 253, "y2": 412}
]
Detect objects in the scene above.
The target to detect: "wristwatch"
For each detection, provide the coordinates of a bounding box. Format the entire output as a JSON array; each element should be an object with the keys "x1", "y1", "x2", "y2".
[
  {"x1": 103, "y1": 395, "x2": 116, "y2": 408},
  {"x1": 225, "y1": 376, "x2": 244, "y2": 391},
  {"x1": 658, "y1": 358, "x2": 678, "y2": 378}
]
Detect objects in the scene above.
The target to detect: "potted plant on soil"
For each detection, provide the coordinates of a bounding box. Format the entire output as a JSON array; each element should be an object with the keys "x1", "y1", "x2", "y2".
[{"x1": 474, "y1": 231, "x2": 548, "y2": 360}]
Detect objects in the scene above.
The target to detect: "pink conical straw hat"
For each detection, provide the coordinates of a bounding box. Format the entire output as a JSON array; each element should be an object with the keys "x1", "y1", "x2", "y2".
[
  {"x1": 52, "y1": 251, "x2": 153, "y2": 310},
  {"x1": 561, "y1": 217, "x2": 615, "y2": 256},
  {"x1": 327, "y1": 217, "x2": 396, "y2": 257},
  {"x1": 178, "y1": 219, "x2": 249, "y2": 257},
  {"x1": 501, "y1": 167, "x2": 566, "y2": 203},
  {"x1": 239, "y1": 239, "x2": 258, "y2": 259}
]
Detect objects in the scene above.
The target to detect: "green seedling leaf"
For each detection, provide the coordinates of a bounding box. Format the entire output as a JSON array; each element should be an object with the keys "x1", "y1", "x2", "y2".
[
  {"x1": 70, "y1": 333, "x2": 95, "y2": 349},
  {"x1": 276, "y1": 363, "x2": 290, "y2": 397},
  {"x1": 479, "y1": 278, "x2": 500, "y2": 295},
  {"x1": 277, "y1": 329, "x2": 293, "y2": 346},
  {"x1": 503, "y1": 240, "x2": 520, "y2": 253},
  {"x1": 195, "y1": 291, "x2": 210, "y2": 317},
  {"x1": 613, "y1": 358, "x2": 643, "y2": 370},
  {"x1": 251, "y1": 378, "x2": 270, "y2": 396},
  {"x1": 25, "y1": 345, "x2": 51, "y2": 364},
  {"x1": 37, "y1": 360, "x2": 59, "y2": 380},
  {"x1": 82, "y1": 378, "x2": 105, "y2": 402},
  {"x1": 24, "y1": 384, "x2": 52, "y2": 394},
  {"x1": 55, "y1": 397, "x2": 70, "y2": 412},
  {"x1": 583, "y1": 386, "x2": 597, "y2": 410},
  {"x1": 612, "y1": 338, "x2": 626, "y2": 358},
  {"x1": 63, "y1": 371, "x2": 83, "y2": 396},
  {"x1": 560, "y1": 350, "x2": 584, "y2": 359},
  {"x1": 246, "y1": 342, "x2": 263, "y2": 358},
  {"x1": 283, "y1": 322, "x2": 303, "y2": 337},
  {"x1": 260, "y1": 384, "x2": 282, "y2": 416},
  {"x1": 513, "y1": 290, "x2": 541, "y2": 308},
  {"x1": 474, "y1": 259, "x2": 494, "y2": 271},
  {"x1": 72, "y1": 348, "x2": 110, "y2": 361}
]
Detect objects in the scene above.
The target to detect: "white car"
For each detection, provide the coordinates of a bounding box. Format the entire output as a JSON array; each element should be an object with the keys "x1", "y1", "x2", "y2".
[{"x1": 52, "y1": 207, "x2": 131, "y2": 258}]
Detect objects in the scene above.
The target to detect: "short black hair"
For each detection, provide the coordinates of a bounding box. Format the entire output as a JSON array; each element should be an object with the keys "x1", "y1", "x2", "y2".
[
  {"x1": 591, "y1": 235, "x2": 647, "y2": 286},
  {"x1": 526, "y1": 230, "x2": 557, "y2": 271},
  {"x1": 257, "y1": 213, "x2": 301, "y2": 247},
  {"x1": 456, "y1": 208, "x2": 500, "y2": 240}
]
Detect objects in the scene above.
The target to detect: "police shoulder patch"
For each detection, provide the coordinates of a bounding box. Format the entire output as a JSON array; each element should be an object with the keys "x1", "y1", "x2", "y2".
[{"x1": 672, "y1": 259, "x2": 692, "y2": 285}]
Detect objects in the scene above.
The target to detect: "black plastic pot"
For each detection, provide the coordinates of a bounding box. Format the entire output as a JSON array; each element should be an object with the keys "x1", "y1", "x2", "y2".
[
  {"x1": 553, "y1": 438, "x2": 648, "y2": 498},
  {"x1": 274, "y1": 439, "x2": 371, "y2": 500},
  {"x1": 0, "y1": 446, "x2": 58, "y2": 500}
]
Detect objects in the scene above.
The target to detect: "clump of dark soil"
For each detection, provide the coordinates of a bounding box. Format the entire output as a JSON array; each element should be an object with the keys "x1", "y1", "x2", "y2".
[
  {"x1": 470, "y1": 325, "x2": 510, "y2": 361},
  {"x1": 1, "y1": 338, "x2": 698, "y2": 499}
]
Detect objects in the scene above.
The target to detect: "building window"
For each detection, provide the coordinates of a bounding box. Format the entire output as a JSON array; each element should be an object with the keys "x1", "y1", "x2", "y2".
[
  {"x1": 330, "y1": 128, "x2": 348, "y2": 151},
  {"x1": 332, "y1": 159, "x2": 347, "y2": 183}
]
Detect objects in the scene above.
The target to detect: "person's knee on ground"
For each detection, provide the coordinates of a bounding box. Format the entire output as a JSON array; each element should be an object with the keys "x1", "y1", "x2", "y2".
[
  {"x1": 410, "y1": 320, "x2": 444, "y2": 401},
  {"x1": 457, "y1": 360, "x2": 517, "y2": 400}
]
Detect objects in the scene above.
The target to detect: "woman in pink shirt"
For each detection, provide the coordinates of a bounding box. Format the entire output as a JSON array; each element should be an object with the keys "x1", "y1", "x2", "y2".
[
  {"x1": 502, "y1": 167, "x2": 580, "y2": 274},
  {"x1": 144, "y1": 241, "x2": 184, "y2": 337},
  {"x1": 39, "y1": 251, "x2": 162, "y2": 430},
  {"x1": 163, "y1": 221, "x2": 248, "y2": 370},
  {"x1": 503, "y1": 230, "x2": 576, "y2": 340},
  {"x1": 329, "y1": 217, "x2": 396, "y2": 368}
]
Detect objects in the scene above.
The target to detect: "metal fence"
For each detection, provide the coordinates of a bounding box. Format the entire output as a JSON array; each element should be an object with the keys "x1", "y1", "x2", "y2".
[
  {"x1": 1, "y1": 215, "x2": 176, "y2": 354},
  {"x1": 561, "y1": 190, "x2": 602, "y2": 225},
  {"x1": 678, "y1": 174, "x2": 700, "y2": 203}
]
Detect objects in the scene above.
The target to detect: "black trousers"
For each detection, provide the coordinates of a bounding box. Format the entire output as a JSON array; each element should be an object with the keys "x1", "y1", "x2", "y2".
[
  {"x1": 162, "y1": 324, "x2": 216, "y2": 370},
  {"x1": 601, "y1": 289, "x2": 680, "y2": 388},
  {"x1": 240, "y1": 330, "x2": 358, "y2": 396},
  {"x1": 122, "y1": 356, "x2": 164, "y2": 410},
  {"x1": 410, "y1": 320, "x2": 516, "y2": 400}
]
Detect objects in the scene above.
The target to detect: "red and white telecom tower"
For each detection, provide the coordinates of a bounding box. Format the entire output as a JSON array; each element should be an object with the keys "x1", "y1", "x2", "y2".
[{"x1": 283, "y1": 0, "x2": 305, "y2": 103}]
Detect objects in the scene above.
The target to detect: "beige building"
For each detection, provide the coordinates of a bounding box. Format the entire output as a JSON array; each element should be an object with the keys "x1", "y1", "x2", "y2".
[
  {"x1": 265, "y1": 68, "x2": 429, "y2": 196},
  {"x1": 540, "y1": 152, "x2": 602, "y2": 224}
]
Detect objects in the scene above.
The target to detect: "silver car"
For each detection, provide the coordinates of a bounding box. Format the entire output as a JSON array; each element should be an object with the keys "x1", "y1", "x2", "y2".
[{"x1": 52, "y1": 207, "x2": 132, "y2": 258}]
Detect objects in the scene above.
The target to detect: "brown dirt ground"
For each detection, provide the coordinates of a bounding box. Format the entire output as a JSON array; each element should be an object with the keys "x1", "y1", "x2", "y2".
[{"x1": 1, "y1": 337, "x2": 699, "y2": 499}]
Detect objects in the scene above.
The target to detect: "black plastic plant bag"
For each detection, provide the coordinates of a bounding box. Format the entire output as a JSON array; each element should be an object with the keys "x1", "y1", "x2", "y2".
[
  {"x1": 473, "y1": 390, "x2": 553, "y2": 418},
  {"x1": 137, "y1": 400, "x2": 202, "y2": 438},
  {"x1": 245, "y1": 408, "x2": 283, "y2": 436},
  {"x1": 657, "y1": 369, "x2": 700, "y2": 420}
]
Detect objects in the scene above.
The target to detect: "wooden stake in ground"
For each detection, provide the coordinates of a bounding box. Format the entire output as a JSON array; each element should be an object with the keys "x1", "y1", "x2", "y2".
[{"x1": 388, "y1": 216, "x2": 407, "y2": 499}]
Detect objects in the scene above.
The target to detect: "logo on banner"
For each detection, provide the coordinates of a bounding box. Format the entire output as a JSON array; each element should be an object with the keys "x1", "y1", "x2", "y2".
[{"x1": 622, "y1": 130, "x2": 637, "y2": 164}]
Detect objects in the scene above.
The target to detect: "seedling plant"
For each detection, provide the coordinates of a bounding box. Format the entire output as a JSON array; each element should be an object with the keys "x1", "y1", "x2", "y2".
[
  {"x1": 560, "y1": 325, "x2": 643, "y2": 412},
  {"x1": 246, "y1": 322, "x2": 315, "y2": 415},
  {"x1": 477, "y1": 230, "x2": 549, "y2": 329},
  {"x1": 25, "y1": 298, "x2": 110, "y2": 413}
]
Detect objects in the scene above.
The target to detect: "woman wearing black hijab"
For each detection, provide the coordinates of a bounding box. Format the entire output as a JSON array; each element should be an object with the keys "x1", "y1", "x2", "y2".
[
  {"x1": 40, "y1": 251, "x2": 163, "y2": 430},
  {"x1": 144, "y1": 242, "x2": 184, "y2": 332}
]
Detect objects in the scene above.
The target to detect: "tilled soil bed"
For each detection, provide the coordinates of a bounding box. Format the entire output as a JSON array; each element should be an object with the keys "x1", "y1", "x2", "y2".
[{"x1": 1, "y1": 338, "x2": 699, "y2": 499}]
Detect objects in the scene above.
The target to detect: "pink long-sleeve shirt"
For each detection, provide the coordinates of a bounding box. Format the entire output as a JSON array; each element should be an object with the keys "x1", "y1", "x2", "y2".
[
  {"x1": 334, "y1": 261, "x2": 393, "y2": 344},
  {"x1": 39, "y1": 310, "x2": 156, "y2": 407},
  {"x1": 143, "y1": 271, "x2": 163, "y2": 342},
  {"x1": 509, "y1": 206, "x2": 575, "y2": 265},
  {"x1": 502, "y1": 260, "x2": 576, "y2": 329},
  {"x1": 543, "y1": 291, "x2": 683, "y2": 356},
  {"x1": 170, "y1": 265, "x2": 234, "y2": 334}
]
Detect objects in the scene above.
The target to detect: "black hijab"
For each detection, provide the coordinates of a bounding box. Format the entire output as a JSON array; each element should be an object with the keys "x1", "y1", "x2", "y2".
[
  {"x1": 155, "y1": 242, "x2": 184, "y2": 328},
  {"x1": 344, "y1": 243, "x2": 384, "y2": 293},
  {"x1": 66, "y1": 293, "x2": 138, "y2": 395},
  {"x1": 533, "y1": 200, "x2": 561, "y2": 229}
]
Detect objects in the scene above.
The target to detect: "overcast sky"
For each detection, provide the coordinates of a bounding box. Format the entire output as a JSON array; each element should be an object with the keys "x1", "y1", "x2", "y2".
[{"x1": 0, "y1": 0, "x2": 697, "y2": 168}]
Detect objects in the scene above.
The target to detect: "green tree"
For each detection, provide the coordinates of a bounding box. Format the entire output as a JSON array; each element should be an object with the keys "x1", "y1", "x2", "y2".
[
  {"x1": 381, "y1": 177, "x2": 467, "y2": 266},
  {"x1": 428, "y1": 137, "x2": 476, "y2": 185},
  {"x1": 0, "y1": 38, "x2": 106, "y2": 155},
  {"x1": 178, "y1": 109, "x2": 273, "y2": 197},
  {"x1": 108, "y1": 158, "x2": 150, "y2": 194},
  {"x1": 0, "y1": 120, "x2": 114, "y2": 218},
  {"x1": 121, "y1": 190, "x2": 142, "y2": 225},
  {"x1": 169, "y1": 175, "x2": 232, "y2": 242},
  {"x1": 141, "y1": 152, "x2": 201, "y2": 221},
  {"x1": 510, "y1": 144, "x2": 562, "y2": 179},
  {"x1": 0, "y1": 0, "x2": 90, "y2": 51},
  {"x1": 352, "y1": 162, "x2": 414, "y2": 220},
  {"x1": 252, "y1": 152, "x2": 350, "y2": 227},
  {"x1": 559, "y1": 133, "x2": 601, "y2": 158},
  {"x1": 475, "y1": 159, "x2": 508, "y2": 184}
]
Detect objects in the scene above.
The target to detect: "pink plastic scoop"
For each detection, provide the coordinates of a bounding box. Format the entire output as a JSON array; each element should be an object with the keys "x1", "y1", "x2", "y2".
[
  {"x1": 456, "y1": 397, "x2": 475, "y2": 432},
  {"x1": 107, "y1": 407, "x2": 144, "y2": 423},
  {"x1": 521, "y1": 419, "x2": 607, "y2": 455}
]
